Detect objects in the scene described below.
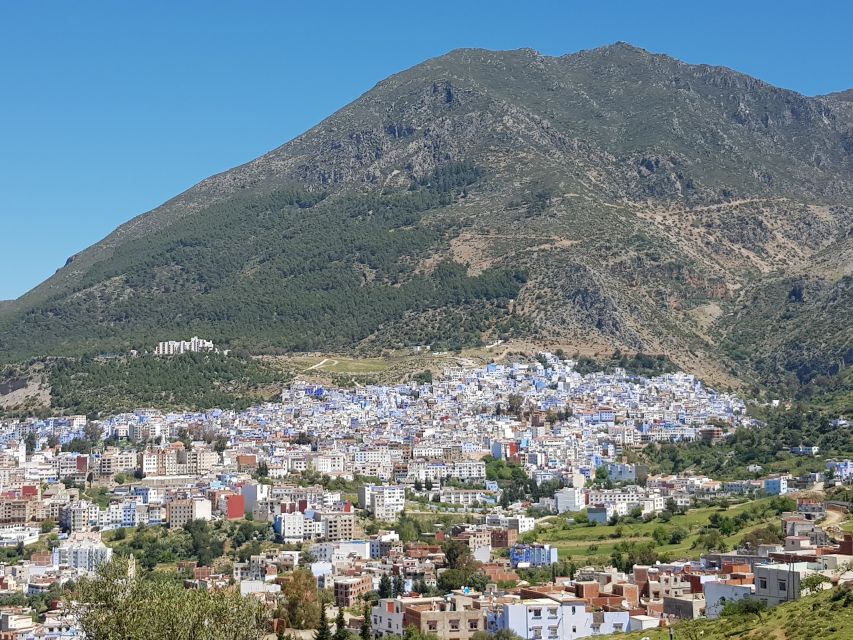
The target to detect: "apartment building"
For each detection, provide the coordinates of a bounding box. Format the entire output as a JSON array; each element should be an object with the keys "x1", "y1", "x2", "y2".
[
  {"x1": 402, "y1": 596, "x2": 484, "y2": 640},
  {"x1": 154, "y1": 336, "x2": 214, "y2": 355},
  {"x1": 487, "y1": 597, "x2": 630, "y2": 640},
  {"x1": 359, "y1": 485, "x2": 406, "y2": 522},
  {"x1": 59, "y1": 501, "x2": 100, "y2": 532},
  {"x1": 373, "y1": 596, "x2": 480, "y2": 639},
  {"x1": 334, "y1": 575, "x2": 374, "y2": 608},
  {"x1": 166, "y1": 498, "x2": 212, "y2": 528},
  {"x1": 407, "y1": 460, "x2": 486, "y2": 484},
  {"x1": 273, "y1": 512, "x2": 305, "y2": 543},
  {"x1": 140, "y1": 448, "x2": 179, "y2": 476},
  {"x1": 55, "y1": 533, "x2": 113, "y2": 573},
  {"x1": 554, "y1": 488, "x2": 585, "y2": 513},
  {"x1": 319, "y1": 511, "x2": 356, "y2": 542},
  {"x1": 128, "y1": 421, "x2": 163, "y2": 443},
  {"x1": 510, "y1": 544, "x2": 559, "y2": 568},
  {"x1": 177, "y1": 448, "x2": 217, "y2": 475},
  {"x1": 96, "y1": 449, "x2": 138, "y2": 477}
]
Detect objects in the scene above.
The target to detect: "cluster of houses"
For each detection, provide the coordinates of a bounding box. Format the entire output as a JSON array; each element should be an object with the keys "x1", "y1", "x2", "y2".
[{"x1": 0, "y1": 356, "x2": 846, "y2": 638}]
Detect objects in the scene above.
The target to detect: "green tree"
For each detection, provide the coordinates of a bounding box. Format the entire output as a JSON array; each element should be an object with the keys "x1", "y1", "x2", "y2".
[
  {"x1": 378, "y1": 575, "x2": 393, "y2": 599},
  {"x1": 443, "y1": 540, "x2": 472, "y2": 569},
  {"x1": 652, "y1": 526, "x2": 670, "y2": 546},
  {"x1": 72, "y1": 556, "x2": 268, "y2": 640},
  {"x1": 183, "y1": 519, "x2": 224, "y2": 566},
  {"x1": 472, "y1": 631, "x2": 524, "y2": 640},
  {"x1": 403, "y1": 627, "x2": 439, "y2": 640},
  {"x1": 278, "y1": 568, "x2": 322, "y2": 629},
  {"x1": 315, "y1": 601, "x2": 332, "y2": 640},
  {"x1": 360, "y1": 602, "x2": 372, "y2": 640},
  {"x1": 393, "y1": 574, "x2": 405, "y2": 597},
  {"x1": 24, "y1": 432, "x2": 37, "y2": 455},
  {"x1": 721, "y1": 597, "x2": 767, "y2": 621},
  {"x1": 395, "y1": 515, "x2": 420, "y2": 542},
  {"x1": 214, "y1": 436, "x2": 229, "y2": 453},
  {"x1": 507, "y1": 394, "x2": 523, "y2": 415},
  {"x1": 333, "y1": 607, "x2": 349, "y2": 640},
  {"x1": 669, "y1": 527, "x2": 688, "y2": 544},
  {"x1": 800, "y1": 573, "x2": 830, "y2": 595}
]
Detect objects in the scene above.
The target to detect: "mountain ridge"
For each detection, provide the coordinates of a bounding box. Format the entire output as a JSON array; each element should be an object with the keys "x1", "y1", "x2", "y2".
[{"x1": 2, "y1": 43, "x2": 851, "y2": 401}]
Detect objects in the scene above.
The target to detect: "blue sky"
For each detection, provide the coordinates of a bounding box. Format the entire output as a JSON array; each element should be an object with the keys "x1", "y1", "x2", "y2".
[{"x1": 1, "y1": 1, "x2": 851, "y2": 300}]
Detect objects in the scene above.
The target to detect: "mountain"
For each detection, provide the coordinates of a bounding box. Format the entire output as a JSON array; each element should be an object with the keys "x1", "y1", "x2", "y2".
[
  {"x1": 823, "y1": 88, "x2": 853, "y2": 103},
  {"x1": 1, "y1": 43, "x2": 851, "y2": 396}
]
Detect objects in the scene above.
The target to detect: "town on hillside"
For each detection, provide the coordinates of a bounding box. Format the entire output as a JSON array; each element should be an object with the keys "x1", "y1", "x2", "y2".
[{"x1": 0, "y1": 354, "x2": 850, "y2": 638}]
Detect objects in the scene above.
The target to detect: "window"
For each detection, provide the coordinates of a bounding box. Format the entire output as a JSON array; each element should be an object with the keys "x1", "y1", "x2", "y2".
[
  {"x1": 548, "y1": 626, "x2": 559, "y2": 638},
  {"x1": 532, "y1": 609, "x2": 542, "y2": 619},
  {"x1": 778, "y1": 580, "x2": 787, "y2": 592},
  {"x1": 548, "y1": 608, "x2": 558, "y2": 619},
  {"x1": 572, "y1": 626, "x2": 577, "y2": 633},
  {"x1": 571, "y1": 606, "x2": 576, "y2": 615},
  {"x1": 613, "y1": 623, "x2": 623, "y2": 632},
  {"x1": 469, "y1": 620, "x2": 479, "y2": 631},
  {"x1": 532, "y1": 628, "x2": 542, "y2": 639},
  {"x1": 449, "y1": 620, "x2": 460, "y2": 631},
  {"x1": 759, "y1": 578, "x2": 767, "y2": 589},
  {"x1": 427, "y1": 622, "x2": 437, "y2": 632}
]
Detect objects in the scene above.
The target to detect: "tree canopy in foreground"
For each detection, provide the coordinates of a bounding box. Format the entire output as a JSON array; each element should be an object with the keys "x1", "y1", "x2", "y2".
[{"x1": 72, "y1": 556, "x2": 268, "y2": 640}]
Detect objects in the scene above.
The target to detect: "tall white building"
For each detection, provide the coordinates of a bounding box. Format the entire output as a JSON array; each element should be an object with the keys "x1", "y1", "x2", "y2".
[
  {"x1": 359, "y1": 485, "x2": 405, "y2": 522},
  {"x1": 154, "y1": 336, "x2": 214, "y2": 356},
  {"x1": 275, "y1": 512, "x2": 305, "y2": 543},
  {"x1": 55, "y1": 533, "x2": 113, "y2": 574},
  {"x1": 554, "y1": 487, "x2": 585, "y2": 513}
]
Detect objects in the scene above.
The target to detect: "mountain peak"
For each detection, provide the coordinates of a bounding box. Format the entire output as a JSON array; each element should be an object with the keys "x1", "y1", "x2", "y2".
[
  {"x1": 593, "y1": 41, "x2": 653, "y2": 55},
  {"x1": 821, "y1": 88, "x2": 853, "y2": 102}
]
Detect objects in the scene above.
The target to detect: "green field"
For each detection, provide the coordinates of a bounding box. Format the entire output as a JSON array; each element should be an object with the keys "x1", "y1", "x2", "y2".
[
  {"x1": 296, "y1": 356, "x2": 394, "y2": 374},
  {"x1": 533, "y1": 498, "x2": 788, "y2": 566}
]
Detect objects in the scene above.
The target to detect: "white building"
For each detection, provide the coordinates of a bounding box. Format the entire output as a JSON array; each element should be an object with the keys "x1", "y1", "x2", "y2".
[
  {"x1": 0, "y1": 526, "x2": 40, "y2": 547},
  {"x1": 154, "y1": 336, "x2": 214, "y2": 356},
  {"x1": 359, "y1": 485, "x2": 406, "y2": 522},
  {"x1": 554, "y1": 488, "x2": 585, "y2": 514},
  {"x1": 55, "y1": 533, "x2": 113, "y2": 574},
  {"x1": 704, "y1": 581, "x2": 753, "y2": 619},
  {"x1": 487, "y1": 597, "x2": 639, "y2": 639},
  {"x1": 275, "y1": 512, "x2": 305, "y2": 544}
]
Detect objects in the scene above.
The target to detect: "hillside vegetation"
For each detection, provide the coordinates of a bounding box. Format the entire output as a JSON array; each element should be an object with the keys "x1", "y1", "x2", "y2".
[{"x1": 608, "y1": 587, "x2": 853, "y2": 640}]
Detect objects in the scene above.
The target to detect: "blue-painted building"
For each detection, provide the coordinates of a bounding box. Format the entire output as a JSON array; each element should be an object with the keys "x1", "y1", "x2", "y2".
[
  {"x1": 509, "y1": 543, "x2": 559, "y2": 568},
  {"x1": 763, "y1": 476, "x2": 788, "y2": 495}
]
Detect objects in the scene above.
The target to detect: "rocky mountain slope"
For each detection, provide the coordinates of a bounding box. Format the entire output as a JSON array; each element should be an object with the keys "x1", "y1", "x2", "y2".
[{"x1": 1, "y1": 43, "x2": 851, "y2": 395}]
